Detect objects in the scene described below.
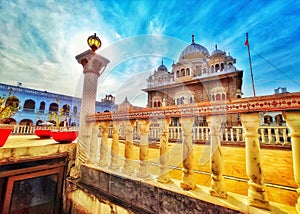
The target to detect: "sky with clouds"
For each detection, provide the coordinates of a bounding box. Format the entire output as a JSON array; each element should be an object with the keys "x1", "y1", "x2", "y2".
[{"x1": 1, "y1": 0, "x2": 300, "y2": 106}]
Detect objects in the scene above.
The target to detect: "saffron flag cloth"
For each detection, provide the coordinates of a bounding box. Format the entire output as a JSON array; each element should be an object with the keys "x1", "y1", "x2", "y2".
[{"x1": 245, "y1": 33, "x2": 249, "y2": 46}]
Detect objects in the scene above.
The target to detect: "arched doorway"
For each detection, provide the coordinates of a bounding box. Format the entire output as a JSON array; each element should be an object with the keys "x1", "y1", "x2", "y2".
[
  {"x1": 19, "y1": 119, "x2": 33, "y2": 126},
  {"x1": 0, "y1": 118, "x2": 16, "y2": 125}
]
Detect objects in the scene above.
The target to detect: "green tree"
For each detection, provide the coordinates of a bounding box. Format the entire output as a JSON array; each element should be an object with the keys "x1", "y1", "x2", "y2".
[{"x1": 0, "y1": 95, "x2": 20, "y2": 121}]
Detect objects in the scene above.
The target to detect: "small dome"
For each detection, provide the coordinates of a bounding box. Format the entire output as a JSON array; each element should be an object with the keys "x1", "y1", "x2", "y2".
[
  {"x1": 157, "y1": 60, "x2": 168, "y2": 71},
  {"x1": 211, "y1": 45, "x2": 225, "y2": 56},
  {"x1": 179, "y1": 35, "x2": 209, "y2": 60}
]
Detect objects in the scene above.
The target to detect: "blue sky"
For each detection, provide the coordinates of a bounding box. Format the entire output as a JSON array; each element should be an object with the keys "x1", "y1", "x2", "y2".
[{"x1": 1, "y1": 0, "x2": 300, "y2": 106}]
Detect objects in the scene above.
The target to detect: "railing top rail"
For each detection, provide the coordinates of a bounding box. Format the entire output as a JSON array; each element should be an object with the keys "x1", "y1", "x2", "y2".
[{"x1": 86, "y1": 92, "x2": 300, "y2": 122}]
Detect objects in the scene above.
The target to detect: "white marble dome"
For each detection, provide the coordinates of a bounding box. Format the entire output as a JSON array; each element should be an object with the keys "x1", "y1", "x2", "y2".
[{"x1": 179, "y1": 35, "x2": 209, "y2": 60}]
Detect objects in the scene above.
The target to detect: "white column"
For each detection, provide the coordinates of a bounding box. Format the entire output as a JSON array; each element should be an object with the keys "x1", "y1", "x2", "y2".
[
  {"x1": 137, "y1": 119, "x2": 151, "y2": 179},
  {"x1": 207, "y1": 115, "x2": 227, "y2": 198},
  {"x1": 241, "y1": 113, "x2": 270, "y2": 210},
  {"x1": 180, "y1": 117, "x2": 195, "y2": 190},
  {"x1": 157, "y1": 117, "x2": 172, "y2": 183},
  {"x1": 283, "y1": 111, "x2": 300, "y2": 213},
  {"x1": 71, "y1": 50, "x2": 109, "y2": 178}
]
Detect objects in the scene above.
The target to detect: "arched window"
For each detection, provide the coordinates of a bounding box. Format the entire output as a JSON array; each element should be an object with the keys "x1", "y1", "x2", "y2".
[
  {"x1": 180, "y1": 97, "x2": 184, "y2": 104},
  {"x1": 62, "y1": 104, "x2": 70, "y2": 115},
  {"x1": 215, "y1": 64, "x2": 220, "y2": 72},
  {"x1": 216, "y1": 94, "x2": 221, "y2": 101},
  {"x1": 73, "y1": 106, "x2": 78, "y2": 114},
  {"x1": 181, "y1": 69, "x2": 185, "y2": 77},
  {"x1": 221, "y1": 63, "x2": 224, "y2": 71},
  {"x1": 264, "y1": 115, "x2": 273, "y2": 125},
  {"x1": 39, "y1": 101, "x2": 45, "y2": 113},
  {"x1": 212, "y1": 95, "x2": 215, "y2": 101},
  {"x1": 189, "y1": 97, "x2": 193, "y2": 103},
  {"x1": 176, "y1": 70, "x2": 180, "y2": 78},
  {"x1": 49, "y1": 103, "x2": 59, "y2": 113},
  {"x1": 186, "y1": 68, "x2": 190, "y2": 76},
  {"x1": 211, "y1": 65, "x2": 214, "y2": 73},
  {"x1": 176, "y1": 98, "x2": 180, "y2": 105},
  {"x1": 202, "y1": 68, "x2": 206, "y2": 74},
  {"x1": 23, "y1": 99, "x2": 35, "y2": 112},
  {"x1": 221, "y1": 94, "x2": 226, "y2": 100},
  {"x1": 275, "y1": 114, "x2": 283, "y2": 125}
]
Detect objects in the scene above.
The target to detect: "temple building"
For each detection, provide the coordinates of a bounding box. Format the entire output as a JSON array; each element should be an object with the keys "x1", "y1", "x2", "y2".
[{"x1": 143, "y1": 35, "x2": 243, "y2": 126}]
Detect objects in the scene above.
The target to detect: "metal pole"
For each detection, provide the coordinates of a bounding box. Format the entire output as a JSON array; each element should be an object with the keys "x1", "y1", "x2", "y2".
[{"x1": 246, "y1": 33, "x2": 256, "y2": 97}]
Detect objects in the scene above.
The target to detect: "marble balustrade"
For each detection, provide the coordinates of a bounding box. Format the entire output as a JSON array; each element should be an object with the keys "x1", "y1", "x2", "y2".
[{"x1": 83, "y1": 110, "x2": 299, "y2": 211}]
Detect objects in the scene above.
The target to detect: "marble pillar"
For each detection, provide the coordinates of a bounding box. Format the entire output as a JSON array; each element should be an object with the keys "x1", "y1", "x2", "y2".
[
  {"x1": 157, "y1": 117, "x2": 172, "y2": 183},
  {"x1": 122, "y1": 120, "x2": 136, "y2": 175},
  {"x1": 110, "y1": 121, "x2": 121, "y2": 170},
  {"x1": 283, "y1": 111, "x2": 300, "y2": 213},
  {"x1": 137, "y1": 119, "x2": 151, "y2": 178},
  {"x1": 241, "y1": 113, "x2": 270, "y2": 210},
  {"x1": 99, "y1": 121, "x2": 110, "y2": 167},
  {"x1": 71, "y1": 50, "x2": 109, "y2": 178},
  {"x1": 207, "y1": 115, "x2": 227, "y2": 198},
  {"x1": 180, "y1": 117, "x2": 196, "y2": 190}
]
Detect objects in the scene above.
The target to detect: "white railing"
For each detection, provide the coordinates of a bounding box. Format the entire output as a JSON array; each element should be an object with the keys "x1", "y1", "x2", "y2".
[
  {"x1": 109, "y1": 125, "x2": 291, "y2": 145},
  {"x1": 7, "y1": 125, "x2": 79, "y2": 135}
]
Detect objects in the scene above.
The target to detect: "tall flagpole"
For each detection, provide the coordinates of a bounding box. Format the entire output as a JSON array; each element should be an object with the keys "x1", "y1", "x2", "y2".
[{"x1": 245, "y1": 32, "x2": 256, "y2": 97}]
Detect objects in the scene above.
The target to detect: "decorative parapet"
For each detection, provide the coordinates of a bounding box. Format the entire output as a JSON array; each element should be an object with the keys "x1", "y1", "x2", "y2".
[{"x1": 86, "y1": 92, "x2": 300, "y2": 122}]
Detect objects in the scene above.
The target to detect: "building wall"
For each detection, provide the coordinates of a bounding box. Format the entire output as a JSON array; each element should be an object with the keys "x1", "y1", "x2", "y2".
[{"x1": 0, "y1": 83, "x2": 116, "y2": 125}]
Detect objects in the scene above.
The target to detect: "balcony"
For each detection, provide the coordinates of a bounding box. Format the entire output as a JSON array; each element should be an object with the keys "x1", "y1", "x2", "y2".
[{"x1": 68, "y1": 92, "x2": 300, "y2": 213}]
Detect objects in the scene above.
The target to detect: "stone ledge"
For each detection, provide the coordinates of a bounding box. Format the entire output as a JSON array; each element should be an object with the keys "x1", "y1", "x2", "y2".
[
  {"x1": 78, "y1": 164, "x2": 242, "y2": 213},
  {"x1": 77, "y1": 164, "x2": 297, "y2": 214}
]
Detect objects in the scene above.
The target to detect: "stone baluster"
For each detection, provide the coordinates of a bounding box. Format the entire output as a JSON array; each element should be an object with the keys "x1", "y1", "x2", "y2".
[
  {"x1": 241, "y1": 113, "x2": 270, "y2": 210},
  {"x1": 180, "y1": 117, "x2": 195, "y2": 190},
  {"x1": 122, "y1": 120, "x2": 136, "y2": 175},
  {"x1": 71, "y1": 50, "x2": 109, "y2": 178},
  {"x1": 283, "y1": 111, "x2": 300, "y2": 213},
  {"x1": 267, "y1": 128, "x2": 272, "y2": 144},
  {"x1": 225, "y1": 128, "x2": 229, "y2": 141},
  {"x1": 89, "y1": 122, "x2": 100, "y2": 164},
  {"x1": 283, "y1": 127, "x2": 288, "y2": 145},
  {"x1": 137, "y1": 119, "x2": 151, "y2": 178},
  {"x1": 260, "y1": 128, "x2": 265, "y2": 143},
  {"x1": 274, "y1": 128, "x2": 280, "y2": 144},
  {"x1": 157, "y1": 117, "x2": 172, "y2": 183},
  {"x1": 99, "y1": 121, "x2": 110, "y2": 167},
  {"x1": 207, "y1": 115, "x2": 227, "y2": 198},
  {"x1": 230, "y1": 128, "x2": 234, "y2": 141},
  {"x1": 205, "y1": 127, "x2": 209, "y2": 140},
  {"x1": 110, "y1": 121, "x2": 121, "y2": 170},
  {"x1": 236, "y1": 128, "x2": 241, "y2": 142},
  {"x1": 200, "y1": 128, "x2": 204, "y2": 140}
]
